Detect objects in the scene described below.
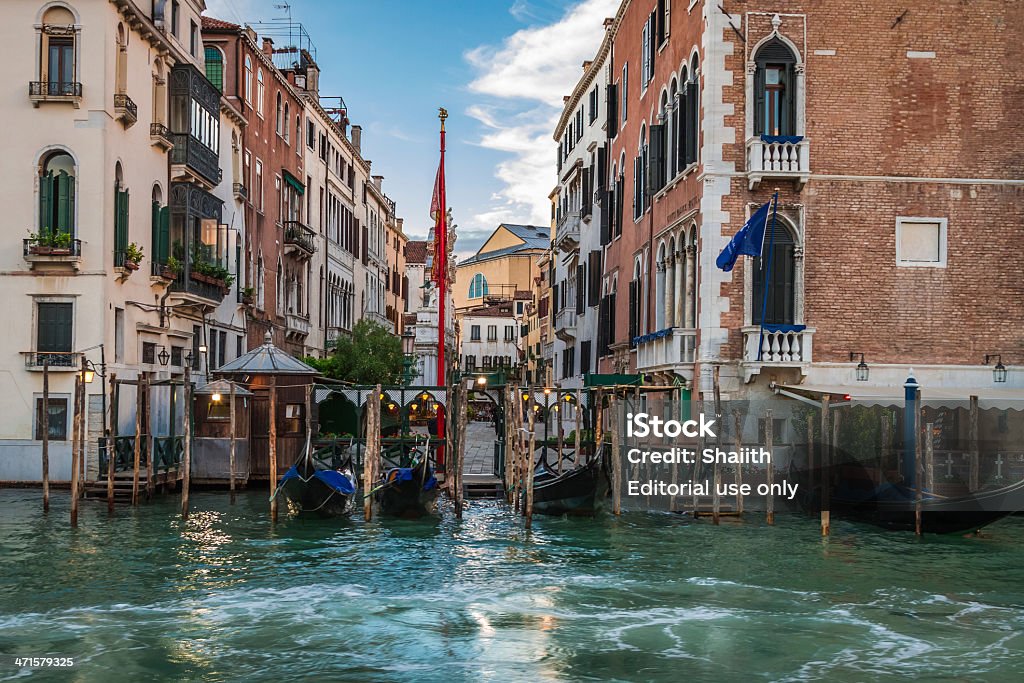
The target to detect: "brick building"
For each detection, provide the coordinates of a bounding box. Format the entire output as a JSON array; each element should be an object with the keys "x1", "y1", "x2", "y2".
[
  {"x1": 201, "y1": 19, "x2": 310, "y2": 356},
  {"x1": 597, "y1": 0, "x2": 1024, "y2": 400}
]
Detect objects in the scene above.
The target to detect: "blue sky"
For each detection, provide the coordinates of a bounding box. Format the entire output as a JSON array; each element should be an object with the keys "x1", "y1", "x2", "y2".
[{"x1": 204, "y1": 0, "x2": 618, "y2": 258}]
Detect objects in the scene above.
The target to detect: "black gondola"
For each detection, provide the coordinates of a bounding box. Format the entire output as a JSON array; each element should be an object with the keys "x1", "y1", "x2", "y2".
[
  {"x1": 374, "y1": 457, "x2": 439, "y2": 519},
  {"x1": 796, "y1": 464, "x2": 1024, "y2": 533},
  {"x1": 532, "y1": 455, "x2": 610, "y2": 516},
  {"x1": 272, "y1": 436, "x2": 357, "y2": 517}
]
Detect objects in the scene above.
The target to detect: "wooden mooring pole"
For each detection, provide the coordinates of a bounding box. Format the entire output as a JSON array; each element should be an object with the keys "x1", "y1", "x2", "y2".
[
  {"x1": 229, "y1": 381, "x2": 237, "y2": 505},
  {"x1": 611, "y1": 393, "x2": 621, "y2": 516},
  {"x1": 915, "y1": 405, "x2": 923, "y2": 536},
  {"x1": 733, "y1": 409, "x2": 743, "y2": 515},
  {"x1": 268, "y1": 377, "x2": 278, "y2": 523},
  {"x1": 968, "y1": 395, "x2": 979, "y2": 492},
  {"x1": 573, "y1": 388, "x2": 582, "y2": 467},
  {"x1": 41, "y1": 361, "x2": 50, "y2": 513},
  {"x1": 364, "y1": 384, "x2": 381, "y2": 522},
  {"x1": 70, "y1": 371, "x2": 81, "y2": 528},
  {"x1": 820, "y1": 396, "x2": 830, "y2": 537},
  {"x1": 765, "y1": 408, "x2": 774, "y2": 525},
  {"x1": 456, "y1": 385, "x2": 467, "y2": 519},
  {"x1": 181, "y1": 366, "x2": 192, "y2": 521},
  {"x1": 107, "y1": 373, "x2": 117, "y2": 514},
  {"x1": 525, "y1": 392, "x2": 536, "y2": 529},
  {"x1": 925, "y1": 421, "x2": 934, "y2": 492},
  {"x1": 131, "y1": 373, "x2": 143, "y2": 506},
  {"x1": 143, "y1": 373, "x2": 154, "y2": 501},
  {"x1": 712, "y1": 366, "x2": 722, "y2": 525}
]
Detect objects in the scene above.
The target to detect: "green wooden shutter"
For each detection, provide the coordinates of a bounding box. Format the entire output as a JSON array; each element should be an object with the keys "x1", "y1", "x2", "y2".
[
  {"x1": 159, "y1": 206, "x2": 170, "y2": 265},
  {"x1": 151, "y1": 201, "x2": 160, "y2": 264},
  {"x1": 39, "y1": 172, "x2": 54, "y2": 235},
  {"x1": 115, "y1": 188, "x2": 129, "y2": 264},
  {"x1": 37, "y1": 302, "x2": 73, "y2": 353},
  {"x1": 56, "y1": 171, "x2": 73, "y2": 235}
]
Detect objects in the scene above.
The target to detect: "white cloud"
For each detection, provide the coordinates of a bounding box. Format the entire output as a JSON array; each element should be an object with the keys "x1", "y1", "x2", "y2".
[{"x1": 463, "y1": 0, "x2": 617, "y2": 237}]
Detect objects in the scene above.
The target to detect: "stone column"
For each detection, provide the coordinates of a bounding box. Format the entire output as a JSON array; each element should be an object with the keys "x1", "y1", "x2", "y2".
[
  {"x1": 655, "y1": 261, "x2": 666, "y2": 331},
  {"x1": 674, "y1": 248, "x2": 684, "y2": 328},
  {"x1": 684, "y1": 245, "x2": 696, "y2": 328},
  {"x1": 662, "y1": 258, "x2": 672, "y2": 329}
]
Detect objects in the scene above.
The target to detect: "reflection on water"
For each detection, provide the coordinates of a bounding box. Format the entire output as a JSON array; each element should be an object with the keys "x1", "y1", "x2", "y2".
[{"x1": 1, "y1": 490, "x2": 1023, "y2": 682}]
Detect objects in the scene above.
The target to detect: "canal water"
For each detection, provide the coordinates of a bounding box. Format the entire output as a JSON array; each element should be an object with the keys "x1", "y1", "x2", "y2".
[{"x1": 1, "y1": 489, "x2": 1022, "y2": 682}]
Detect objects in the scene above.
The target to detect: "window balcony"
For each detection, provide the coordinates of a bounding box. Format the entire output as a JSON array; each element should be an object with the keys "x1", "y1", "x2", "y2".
[
  {"x1": 22, "y1": 351, "x2": 83, "y2": 370},
  {"x1": 741, "y1": 325, "x2": 815, "y2": 380},
  {"x1": 23, "y1": 236, "x2": 83, "y2": 270},
  {"x1": 114, "y1": 93, "x2": 137, "y2": 127},
  {"x1": 170, "y1": 133, "x2": 222, "y2": 188},
  {"x1": 150, "y1": 123, "x2": 174, "y2": 150},
  {"x1": 554, "y1": 211, "x2": 581, "y2": 253},
  {"x1": 29, "y1": 81, "x2": 82, "y2": 107},
  {"x1": 283, "y1": 221, "x2": 316, "y2": 258},
  {"x1": 232, "y1": 182, "x2": 248, "y2": 202},
  {"x1": 635, "y1": 328, "x2": 697, "y2": 373},
  {"x1": 554, "y1": 306, "x2": 577, "y2": 343},
  {"x1": 286, "y1": 312, "x2": 311, "y2": 337},
  {"x1": 746, "y1": 135, "x2": 810, "y2": 190}
]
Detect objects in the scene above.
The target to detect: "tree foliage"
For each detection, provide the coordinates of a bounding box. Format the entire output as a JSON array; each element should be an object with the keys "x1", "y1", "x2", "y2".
[{"x1": 304, "y1": 319, "x2": 404, "y2": 385}]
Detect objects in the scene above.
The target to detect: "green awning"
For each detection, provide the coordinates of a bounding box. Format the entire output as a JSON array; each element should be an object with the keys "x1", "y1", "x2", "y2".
[
  {"x1": 584, "y1": 373, "x2": 643, "y2": 388},
  {"x1": 283, "y1": 170, "x2": 305, "y2": 195}
]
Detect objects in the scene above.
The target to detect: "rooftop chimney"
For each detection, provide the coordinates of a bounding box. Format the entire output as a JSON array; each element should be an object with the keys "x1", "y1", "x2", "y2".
[
  {"x1": 350, "y1": 125, "x2": 362, "y2": 153},
  {"x1": 372, "y1": 175, "x2": 383, "y2": 190},
  {"x1": 262, "y1": 37, "x2": 274, "y2": 57}
]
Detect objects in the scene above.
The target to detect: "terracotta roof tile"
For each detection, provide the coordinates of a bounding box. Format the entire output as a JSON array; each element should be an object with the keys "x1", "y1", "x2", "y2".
[
  {"x1": 201, "y1": 16, "x2": 240, "y2": 31},
  {"x1": 405, "y1": 240, "x2": 429, "y2": 264}
]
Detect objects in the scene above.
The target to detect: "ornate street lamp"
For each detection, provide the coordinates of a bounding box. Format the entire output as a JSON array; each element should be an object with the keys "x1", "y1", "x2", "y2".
[
  {"x1": 985, "y1": 354, "x2": 1008, "y2": 383},
  {"x1": 849, "y1": 352, "x2": 869, "y2": 382},
  {"x1": 157, "y1": 345, "x2": 170, "y2": 367}
]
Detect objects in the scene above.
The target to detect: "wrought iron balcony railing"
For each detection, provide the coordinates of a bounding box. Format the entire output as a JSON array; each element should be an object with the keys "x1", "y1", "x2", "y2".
[
  {"x1": 29, "y1": 80, "x2": 82, "y2": 101},
  {"x1": 170, "y1": 133, "x2": 222, "y2": 186},
  {"x1": 283, "y1": 221, "x2": 316, "y2": 256},
  {"x1": 113, "y1": 93, "x2": 137, "y2": 124},
  {"x1": 22, "y1": 351, "x2": 83, "y2": 370}
]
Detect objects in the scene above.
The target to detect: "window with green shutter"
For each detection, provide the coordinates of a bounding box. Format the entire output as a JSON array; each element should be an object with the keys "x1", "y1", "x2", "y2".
[
  {"x1": 114, "y1": 185, "x2": 130, "y2": 266},
  {"x1": 36, "y1": 302, "x2": 73, "y2": 366},
  {"x1": 39, "y1": 152, "x2": 76, "y2": 237}
]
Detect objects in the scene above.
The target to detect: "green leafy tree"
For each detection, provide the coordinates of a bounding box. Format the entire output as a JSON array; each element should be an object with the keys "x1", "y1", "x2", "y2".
[{"x1": 305, "y1": 319, "x2": 404, "y2": 385}]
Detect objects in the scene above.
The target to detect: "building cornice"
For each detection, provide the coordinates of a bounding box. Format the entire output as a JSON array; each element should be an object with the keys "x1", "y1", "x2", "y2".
[{"x1": 553, "y1": 1, "x2": 627, "y2": 139}]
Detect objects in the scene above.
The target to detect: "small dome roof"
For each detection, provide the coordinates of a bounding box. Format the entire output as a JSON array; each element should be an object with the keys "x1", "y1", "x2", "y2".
[{"x1": 213, "y1": 332, "x2": 318, "y2": 375}]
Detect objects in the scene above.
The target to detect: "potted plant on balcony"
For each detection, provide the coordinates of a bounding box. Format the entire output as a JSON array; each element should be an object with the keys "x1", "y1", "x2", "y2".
[
  {"x1": 161, "y1": 256, "x2": 182, "y2": 281},
  {"x1": 27, "y1": 231, "x2": 72, "y2": 255},
  {"x1": 190, "y1": 259, "x2": 234, "y2": 292},
  {"x1": 240, "y1": 286, "x2": 255, "y2": 306},
  {"x1": 123, "y1": 242, "x2": 144, "y2": 271}
]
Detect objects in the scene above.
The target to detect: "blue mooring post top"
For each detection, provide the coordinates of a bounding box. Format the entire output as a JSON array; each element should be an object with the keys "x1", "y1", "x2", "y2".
[{"x1": 904, "y1": 369, "x2": 920, "y2": 392}]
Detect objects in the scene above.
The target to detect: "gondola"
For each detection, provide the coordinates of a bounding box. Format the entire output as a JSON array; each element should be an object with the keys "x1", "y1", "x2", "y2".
[
  {"x1": 374, "y1": 456, "x2": 439, "y2": 519},
  {"x1": 532, "y1": 453, "x2": 610, "y2": 517},
  {"x1": 272, "y1": 435, "x2": 357, "y2": 517},
  {"x1": 795, "y1": 464, "x2": 1024, "y2": 533}
]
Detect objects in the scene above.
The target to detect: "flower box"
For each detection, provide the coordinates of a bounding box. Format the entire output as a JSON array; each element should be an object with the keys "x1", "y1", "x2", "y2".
[{"x1": 124, "y1": 260, "x2": 140, "y2": 272}]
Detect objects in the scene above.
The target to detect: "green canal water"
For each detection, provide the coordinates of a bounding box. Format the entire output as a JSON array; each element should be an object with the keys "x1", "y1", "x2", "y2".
[{"x1": 1, "y1": 490, "x2": 1023, "y2": 682}]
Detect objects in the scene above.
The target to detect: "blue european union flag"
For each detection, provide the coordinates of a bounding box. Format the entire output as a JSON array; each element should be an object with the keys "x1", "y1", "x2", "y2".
[{"x1": 715, "y1": 201, "x2": 773, "y2": 272}]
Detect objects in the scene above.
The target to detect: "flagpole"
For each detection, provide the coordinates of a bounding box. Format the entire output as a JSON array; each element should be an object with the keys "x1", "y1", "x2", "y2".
[
  {"x1": 436, "y1": 108, "x2": 448, "y2": 469},
  {"x1": 756, "y1": 191, "x2": 780, "y2": 362}
]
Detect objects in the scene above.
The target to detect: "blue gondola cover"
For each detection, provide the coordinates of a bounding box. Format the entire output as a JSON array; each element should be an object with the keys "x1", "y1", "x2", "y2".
[
  {"x1": 278, "y1": 465, "x2": 356, "y2": 495},
  {"x1": 385, "y1": 467, "x2": 438, "y2": 491}
]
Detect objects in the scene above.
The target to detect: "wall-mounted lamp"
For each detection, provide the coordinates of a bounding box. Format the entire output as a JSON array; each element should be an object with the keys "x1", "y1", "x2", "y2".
[
  {"x1": 849, "y1": 352, "x2": 869, "y2": 382},
  {"x1": 157, "y1": 346, "x2": 170, "y2": 367},
  {"x1": 212, "y1": 392, "x2": 222, "y2": 403},
  {"x1": 985, "y1": 354, "x2": 1008, "y2": 383},
  {"x1": 477, "y1": 376, "x2": 487, "y2": 386}
]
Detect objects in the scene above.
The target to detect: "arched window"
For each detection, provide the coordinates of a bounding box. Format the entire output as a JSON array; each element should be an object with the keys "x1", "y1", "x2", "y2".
[
  {"x1": 655, "y1": 242, "x2": 667, "y2": 330},
  {"x1": 276, "y1": 93, "x2": 283, "y2": 136},
  {"x1": 256, "y1": 68, "x2": 265, "y2": 117},
  {"x1": 633, "y1": 125, "x2": 647, "y2": 220},
  {"x1": 38, "y1": 150, "x2": 76, "y2": 239},
  {"x1": 752, "y1": 221, "x2": 796, "y2": 325},
  {"x1": 468, "y1": 273, "x2": 488, "y2": 299},
  {"x1": 283, "y1": 102, "x2": 290, "y2": 143},
  {"x1": 754, "y1": 39, "x2": 797, "y2": 137},
  {"x1": 38, "y1": 6, "x2": 79, "y2": 96},
  {"x1": 629, "y1": 258, "x2": 643, "y2": 343},
  {"x1": 204, "y1": 46, "x2": 224, "y2": 92},
  {"x1": 244, "y1": 56, "x2": 252, "y2": 103}
]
